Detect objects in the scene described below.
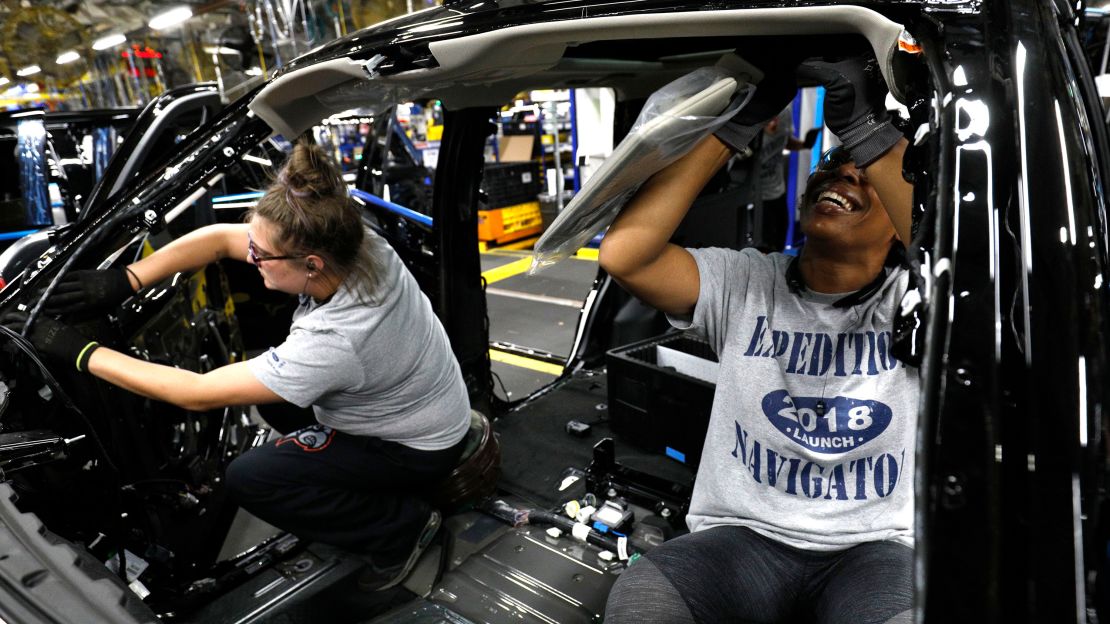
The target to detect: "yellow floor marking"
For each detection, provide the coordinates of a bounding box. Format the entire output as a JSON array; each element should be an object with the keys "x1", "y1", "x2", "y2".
[
  {"x1": 575, "y1": 247, "x2": 599, "y2": 261},
  {"x1": 489, "y1": 349, "x2": 564, "y2": 376},
  {"x1": 481, "y1": 256, "x2": 534, "y2": 285}
]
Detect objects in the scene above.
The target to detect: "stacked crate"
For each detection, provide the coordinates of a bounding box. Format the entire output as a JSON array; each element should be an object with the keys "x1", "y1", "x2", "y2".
[{"x1": 477, "y1": 162, "x2": 544, "y2": 244}]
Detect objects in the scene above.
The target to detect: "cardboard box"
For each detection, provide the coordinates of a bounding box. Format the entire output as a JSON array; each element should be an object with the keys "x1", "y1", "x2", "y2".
[{"x1": 498, "y1": 135, "x2": 534, "y2": 162}]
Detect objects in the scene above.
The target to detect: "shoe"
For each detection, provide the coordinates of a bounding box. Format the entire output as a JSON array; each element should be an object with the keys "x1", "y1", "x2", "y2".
[{"x1": 358, "y1": 509, "x2": 441, "y2": 591}]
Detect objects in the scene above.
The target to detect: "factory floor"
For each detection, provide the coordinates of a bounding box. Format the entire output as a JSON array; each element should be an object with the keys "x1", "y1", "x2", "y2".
[{"x1": 479, "y1": 240, "x2": 600, "y2": 401}]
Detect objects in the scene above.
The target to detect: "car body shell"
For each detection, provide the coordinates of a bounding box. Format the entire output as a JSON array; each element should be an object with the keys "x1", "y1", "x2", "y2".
[{"x1": 0, "y1": 0, "x2": 1105, "y2": 622}]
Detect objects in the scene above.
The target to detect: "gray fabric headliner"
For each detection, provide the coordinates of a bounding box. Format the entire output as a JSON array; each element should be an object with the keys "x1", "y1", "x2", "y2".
[{"x1": 249, "y1": 5, "x2": 907, "y2": 138}]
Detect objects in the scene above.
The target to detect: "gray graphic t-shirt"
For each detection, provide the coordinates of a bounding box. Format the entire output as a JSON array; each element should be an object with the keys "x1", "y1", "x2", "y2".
[
  {"x1": 669, "y1": 247, "x2": 918, "y2": 550},
  {"x1": 248, "y1": 229, "x2": 470, "y2": 451}
]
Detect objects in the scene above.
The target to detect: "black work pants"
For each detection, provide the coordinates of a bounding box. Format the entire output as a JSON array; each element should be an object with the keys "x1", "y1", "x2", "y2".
[{"x1": 225, "y1": 424, "x2": 465, "y2": 563}]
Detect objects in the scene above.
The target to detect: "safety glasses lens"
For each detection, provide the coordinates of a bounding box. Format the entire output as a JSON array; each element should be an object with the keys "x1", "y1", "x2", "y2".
[{"x1": 816, "y1": 146, "x2": 851, "y2": 172}]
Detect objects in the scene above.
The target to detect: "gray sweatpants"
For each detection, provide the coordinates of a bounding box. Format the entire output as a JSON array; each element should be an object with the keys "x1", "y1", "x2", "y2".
[{"x1": 605, "y1": 525, "x2": 913, "y2": 624}]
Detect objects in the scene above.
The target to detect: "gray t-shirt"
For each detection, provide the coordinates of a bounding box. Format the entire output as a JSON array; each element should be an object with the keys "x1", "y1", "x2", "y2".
[
  {"x1": 669, "y1": 247, "x2": 918, "y2": 551},
  {"x1": 248, "y1": 229, "x2": 470, "y2": 451}
]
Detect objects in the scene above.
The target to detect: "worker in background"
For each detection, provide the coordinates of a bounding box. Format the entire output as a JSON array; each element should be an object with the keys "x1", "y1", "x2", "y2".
[
  {"x1": 13, "y1": 141, "x2": 471, "y2": 591},
  {"x1": 599, "y1": 55, "x2": 916, "y2": 623},
  {"x1": 757, "y1": 105, "x2": 819, "y2": 251}
]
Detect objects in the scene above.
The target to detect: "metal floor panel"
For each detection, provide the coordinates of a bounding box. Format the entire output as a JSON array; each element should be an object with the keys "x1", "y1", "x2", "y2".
[
  {"x1": 486, "y1": 290, "x2": 580, "y2": 357},
  {"x1": 492, "y1": 256, "x2": 597, "y2": 302},
  {"x1": 426, "y1": 528, "x2": 616, "y2": 624}
]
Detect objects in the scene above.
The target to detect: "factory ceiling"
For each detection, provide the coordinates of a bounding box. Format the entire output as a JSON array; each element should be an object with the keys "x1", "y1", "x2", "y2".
[{"x1": 0, "y1": 0, "x2": 411, "y2": 107}]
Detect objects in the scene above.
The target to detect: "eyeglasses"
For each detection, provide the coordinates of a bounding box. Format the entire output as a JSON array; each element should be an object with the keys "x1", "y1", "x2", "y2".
[
  {"x1": 248, "y1": 231, "x2": 305, "y2": 264},
  {"x1": 814, "y1": 145, "x2": 853, "y2": 172}
]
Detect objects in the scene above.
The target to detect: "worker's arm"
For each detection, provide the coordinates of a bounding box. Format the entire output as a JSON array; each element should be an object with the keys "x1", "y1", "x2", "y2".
[
  {"x1": 598, "y1": 136, "x2": 732, "y2": 316},
  {"x1": 127, "y1": 223, "x2": 250, "y2": 288},
  {"x1": 86, "y1": 348, "x2": 282, "y2": 412},
  {"x1": 786, "y1": 128, "x2": 820, "y2": 152},
  {"x1": 12, "y1": 315, "x2": 283, "y2": 411},
  {"x1": 40, "y1": 223, "x2": 251, "y2": 316},
  {"x1": 864, "y1": 137, "x2": 913, "y2": 246},
  {"x1": 601, "y1": 62, "x2": 802, "y2": 315}
]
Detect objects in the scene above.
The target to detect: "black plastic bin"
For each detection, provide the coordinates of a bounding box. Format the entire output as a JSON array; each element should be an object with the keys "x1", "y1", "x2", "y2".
[
  {"x1": 606, "y1": 333, "x2": 717, "y2": 469},
  {"x1": 481, "y1": 161, "x2": 543, "y2": 208}
]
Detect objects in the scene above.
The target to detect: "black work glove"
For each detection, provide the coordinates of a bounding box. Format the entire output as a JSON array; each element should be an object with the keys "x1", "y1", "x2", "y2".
[
  {"x1": 1, "y1": 313, "x2": 100, "y2": 372},
  {"x1": 714, "y1": 72, "x2": 800, "y2": 152},
  {"x1": 39, "y1": 268, "x2": 135, "y2": 316},
  {"x1": 713, "y1": 38, "x2": 819, "y2": 152},
  {"x1": 796, "y1": 56, "x2": 903, "y2": 168}
]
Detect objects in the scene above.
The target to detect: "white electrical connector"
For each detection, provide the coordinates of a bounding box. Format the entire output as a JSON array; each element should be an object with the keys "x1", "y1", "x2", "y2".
[
  {"x1": 598, "y1": 550, "x2": 615, "y2": 562},
  {"x1": 129, "y1": 579, "x2": 150, "y2": 600},
  {"x1": 571, "y1": 522, "x2": 591, "y2": 542},
  {"x1": 546, "y1": 527, "x2": 563, "y2": 539},
  {"x1": 576, "y1": 505, "x2": 596, "y2": 524}
]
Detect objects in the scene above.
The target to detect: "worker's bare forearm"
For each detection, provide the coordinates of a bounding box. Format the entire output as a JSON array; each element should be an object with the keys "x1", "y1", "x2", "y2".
[
  {"x1": 599, "y1": 136, "x2": 732, "y2": 277},
  {"x1": 598, "y1": 135, "x2": 731, "y2": 315},
  {"x1": 128, "y1": 223, "x2": 247, "y2": 288},
  {"x1": 86, "y1": 347, "x2": 211, "y2": 411},
  {"x1": 864, "y1": 138, "x2": 913, "y2": 246},
  {"x1": 86, "y1": 347, "x2": 279, "y2": 411}
]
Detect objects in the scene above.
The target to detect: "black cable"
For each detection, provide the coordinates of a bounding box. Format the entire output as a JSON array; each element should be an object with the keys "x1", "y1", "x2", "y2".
[
  {"x1": 0, "y1": 325, "x2": 84, "y2": 414},
  {"x1": 490, "y1": 370, "x2": 511, "y2": 402},
  {"x1": 22, "y1": 206, "x2": 136, "y2": 339}
]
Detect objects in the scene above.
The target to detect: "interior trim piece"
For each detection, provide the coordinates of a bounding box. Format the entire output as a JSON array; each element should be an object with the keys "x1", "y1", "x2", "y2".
[
  {"x1": 418, "y1": 6, "x2": 906, "y2": 98},
  {"x1": 248, "y1": 6, "x2": 906, "y2": 138},
  {"x1": 249, "y1": 58, "x2": 371, "y2": 139}
]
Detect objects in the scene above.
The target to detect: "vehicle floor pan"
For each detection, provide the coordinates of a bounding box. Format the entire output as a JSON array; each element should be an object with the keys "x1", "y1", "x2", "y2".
[{"x1": 425, "y1": 527, "x2": 618, "y2": 624}]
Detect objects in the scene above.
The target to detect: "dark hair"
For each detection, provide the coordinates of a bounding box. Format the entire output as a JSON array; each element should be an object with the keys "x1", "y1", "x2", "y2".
[{"x1": 249, "y1": 141, "x2": 380, "y2": 300}]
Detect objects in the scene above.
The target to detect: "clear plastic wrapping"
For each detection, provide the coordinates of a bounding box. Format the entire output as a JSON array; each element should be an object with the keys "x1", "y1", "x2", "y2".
[{"x1": 530, "y1": 67, "x2": 754, "y2": 272}]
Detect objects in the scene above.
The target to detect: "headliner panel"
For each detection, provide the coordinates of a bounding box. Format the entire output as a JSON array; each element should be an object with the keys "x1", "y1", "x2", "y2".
[{"x1": 249, "y1": 5, "x2": 907, "y2": 137}]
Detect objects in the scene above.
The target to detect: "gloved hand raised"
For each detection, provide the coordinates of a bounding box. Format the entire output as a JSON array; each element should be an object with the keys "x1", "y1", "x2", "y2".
[
  {"x1": 796, "y1": 56, "x2": 902, "y2": 168},
  {"x1": 1, "y1": 313, "x2": 100, "y2": 373},
  {"x1": 714, "y1": 68, "x2": 800, "y2": 152},
  {"x1": 40, "y1": 268, "x2": 136, "y2": 316}
]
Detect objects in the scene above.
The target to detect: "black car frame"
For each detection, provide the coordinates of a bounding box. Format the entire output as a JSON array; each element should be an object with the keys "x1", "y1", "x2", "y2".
[{"x1": 0, "y1": 0, "x2": 1104, "y2": 622}]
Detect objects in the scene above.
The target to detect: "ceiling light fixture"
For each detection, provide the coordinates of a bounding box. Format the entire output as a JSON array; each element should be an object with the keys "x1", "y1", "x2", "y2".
[
  {"x1": 16, "y1": 65, "x2": 41, "y2": 77},
  {"x1": 56, "y1": 51, "x2": 80, "y2": 65},
  {"x1": 93, "y1": 34, "x2": 127, "y2": 50},
  {"x1": 148, "y1": 6, "x2": 193, "y2": 30}
]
